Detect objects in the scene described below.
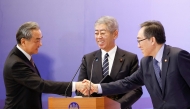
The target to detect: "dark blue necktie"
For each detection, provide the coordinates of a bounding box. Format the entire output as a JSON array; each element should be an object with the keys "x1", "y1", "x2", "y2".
[
  {"x1": 153, "y1": 59, "x2": 162, "y2": 89},
  {"x1": 103, "y1": 53, "x2": 109, "y2": 77}
]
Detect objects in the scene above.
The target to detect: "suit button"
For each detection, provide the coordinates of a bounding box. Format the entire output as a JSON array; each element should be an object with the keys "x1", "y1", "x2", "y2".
[{"x1": 163, "y1": 101, "x2": 166, "y2": 103}]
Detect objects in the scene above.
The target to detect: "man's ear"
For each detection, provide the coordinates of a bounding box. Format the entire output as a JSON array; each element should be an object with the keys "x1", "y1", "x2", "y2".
[
  {"x1": 151, "y1": 36, "x2": 156, "y2": 45},
  {"x1": 113, "y1": 30, "x2": 118, "y2": 40},
  {"x1": 20, "y1": 38, "x2": 26, "y2": 46}
]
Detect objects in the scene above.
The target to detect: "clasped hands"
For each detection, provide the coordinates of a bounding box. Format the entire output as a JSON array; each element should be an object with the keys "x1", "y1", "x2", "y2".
[{"x1": 75, "y1": 79, "x2": 98, "y2": 96}]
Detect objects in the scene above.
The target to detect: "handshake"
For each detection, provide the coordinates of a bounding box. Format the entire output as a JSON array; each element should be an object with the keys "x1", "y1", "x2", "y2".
[{"x1": 75, "y1": 79, "x2": 98, "y2": 96}]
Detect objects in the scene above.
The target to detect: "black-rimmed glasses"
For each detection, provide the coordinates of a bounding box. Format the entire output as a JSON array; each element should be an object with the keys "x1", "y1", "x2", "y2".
[{"x1": 137, "y1": 38, "x2": 147, "y2": 44}]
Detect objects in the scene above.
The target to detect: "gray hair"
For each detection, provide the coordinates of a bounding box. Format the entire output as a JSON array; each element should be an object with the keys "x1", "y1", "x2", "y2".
[
  {"x1": 95, "y1": 16, "x2": 119, "y2": 33},
  {"x1": 16, "y1": 21, "x2": 40, "y2": 44}
]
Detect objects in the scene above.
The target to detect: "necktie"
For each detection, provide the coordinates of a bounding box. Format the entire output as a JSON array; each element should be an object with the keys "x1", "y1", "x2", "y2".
[
  {"x1": 30, "y1": 58, "x2": 35, "y2": 67},
  {"x1": 103, "y1": 53, "x2": 109, "y2": 77},
  {"x1": 153, "y1": 59, "x2": 162, "y2": 89}
]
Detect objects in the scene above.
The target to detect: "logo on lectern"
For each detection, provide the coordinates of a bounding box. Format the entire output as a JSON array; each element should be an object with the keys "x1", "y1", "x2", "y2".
[{"x1": 68, "y1": 102, "x2": 79, "y2": 109}]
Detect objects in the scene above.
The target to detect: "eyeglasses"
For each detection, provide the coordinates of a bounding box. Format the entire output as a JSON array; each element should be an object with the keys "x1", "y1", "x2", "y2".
[{"x1": 137, "y1": 38, "x2": 147, "y2": 44}]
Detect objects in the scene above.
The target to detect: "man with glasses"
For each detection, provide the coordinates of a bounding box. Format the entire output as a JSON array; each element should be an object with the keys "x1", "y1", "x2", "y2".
[
  {"x1": 83, "y1": 20, "x2": 190, "y2": 108},
  {"x1": 76, "y1": 16, "x2": 142, "y2": 109}
]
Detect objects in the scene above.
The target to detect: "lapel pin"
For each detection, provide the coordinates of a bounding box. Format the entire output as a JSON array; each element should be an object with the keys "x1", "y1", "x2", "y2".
[
  {"x1": 120, "y1": 58, "x2": 123, "y2": 62},
  {"x1": 165, "y1": 59, "x2": 167, "y2": 62}
]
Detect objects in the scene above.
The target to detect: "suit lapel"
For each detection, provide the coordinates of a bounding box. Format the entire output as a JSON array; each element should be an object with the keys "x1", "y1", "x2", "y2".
[
  {"x1": 161, "y1": 45, "x2": 170, "y2": 97},
  {"x1": 110, "y1": 47, "x2": 125, "y2": 80},
  {"x1": 14, "y1": 46, "x2": 41, "y2": 76},
  {"x1": 34, "y1": 65, "x2": 41, "y2": 77},
  {"x1": 93, "y1": 50, "x2": 104, "y2": 82}
]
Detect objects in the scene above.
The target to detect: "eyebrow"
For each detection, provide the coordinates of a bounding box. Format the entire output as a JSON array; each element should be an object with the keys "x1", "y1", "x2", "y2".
[
  {"x1": 95, "y1": 29, "x2": 106, "y2": 31},
  {"x1": 35, "y1": 36, "x2": 43, "y2": 40}
]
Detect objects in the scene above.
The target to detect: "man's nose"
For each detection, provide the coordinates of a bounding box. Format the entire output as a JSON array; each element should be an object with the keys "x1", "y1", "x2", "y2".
[
  {"x1": 137, "y1": 43, "x2": 140, "y2": 48},
  {"x1": 39, "y1": 41, "x2": 42, "y2": 46}
]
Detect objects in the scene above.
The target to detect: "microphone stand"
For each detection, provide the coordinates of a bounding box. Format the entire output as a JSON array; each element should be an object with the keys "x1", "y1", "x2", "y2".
[
  {"x1": 88, "y1": 57, "x2": 97, "y2": 97},
  {"x1": 65, "y1": 60, "x2": 83, "y2": 98}
]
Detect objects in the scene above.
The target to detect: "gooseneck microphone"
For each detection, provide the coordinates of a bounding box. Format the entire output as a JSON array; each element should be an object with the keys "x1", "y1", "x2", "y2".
[
  {"x1": 65, "y1": 58, "x2": 84, "y2": 98},
  {"x1": 88, "y1": 57, "x2": 98, "y2": 97}
]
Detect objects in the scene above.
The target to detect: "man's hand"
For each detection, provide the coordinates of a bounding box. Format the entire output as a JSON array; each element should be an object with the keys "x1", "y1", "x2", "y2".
[
  {"x1": 75, "y1": 79, "x2": 99, "y2": 96},
  {"x1": 82, "y1": 79, "x2": 98, "y2": 95},
  {"x1": 75, "y1": 82, "x2": 87, "y2": 92}
]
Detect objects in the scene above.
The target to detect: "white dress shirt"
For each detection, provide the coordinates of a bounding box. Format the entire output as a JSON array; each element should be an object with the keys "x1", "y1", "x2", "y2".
[{"x1": 101, "y1": 45, "x2": 117, "y2": 75}]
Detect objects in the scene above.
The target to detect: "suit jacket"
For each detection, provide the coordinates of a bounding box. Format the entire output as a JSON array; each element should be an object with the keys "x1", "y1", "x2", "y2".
[
  {"x1": 101, "y1": 45, "x2": 190, "y2": 109},
  {"x1": 77, "y1": 47, "x2": 142, "y2": 109},
  {"x1": 3, "y1": 46, "x2": 72, "y2": 109}
]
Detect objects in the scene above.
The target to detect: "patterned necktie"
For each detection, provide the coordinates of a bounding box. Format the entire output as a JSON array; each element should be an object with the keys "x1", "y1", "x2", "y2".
[
  {"x1": 153, "y1": 59, "x2": 162, "y2": 89},
  {"x1": 102, "y1": 53, "x2": 109, "y2": 77},
  {"x1": 30, "y1": 58, "x2": 35, "y2": 67}
]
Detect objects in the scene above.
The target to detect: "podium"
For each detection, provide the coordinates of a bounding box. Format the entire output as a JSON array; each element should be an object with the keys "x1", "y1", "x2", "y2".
[{"x1": 48, "y1": 96, "x2": 120, "y2": 109}]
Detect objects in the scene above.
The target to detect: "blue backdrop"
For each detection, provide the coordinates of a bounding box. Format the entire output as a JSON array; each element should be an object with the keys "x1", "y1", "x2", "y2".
[{"x1": 0, "y1": 0, "x2": 190, "y2": 109}]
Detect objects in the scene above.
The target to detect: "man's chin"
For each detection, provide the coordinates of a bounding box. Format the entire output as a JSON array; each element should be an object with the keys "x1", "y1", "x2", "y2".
[
  {"x1": 142, "y1": 54, "x2": 147, "y2": 57},
  {"x1": 98, "y1": 46, "x2": 105, "y2": 49},
  {"x1": 33, "y1": 51, "x2": 38, "y2": 54}
]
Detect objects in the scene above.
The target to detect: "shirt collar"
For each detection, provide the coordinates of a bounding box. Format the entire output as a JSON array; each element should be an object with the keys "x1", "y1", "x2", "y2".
[
  {"x1": 154, "y1": 44, "x2": 164, "y2": 63},
  {"x1": 101, "y1": 45, "x2": 117, "y2": 58},
  {"x1": 16, "y1": 44, "x2": 31, "y2": 61}
]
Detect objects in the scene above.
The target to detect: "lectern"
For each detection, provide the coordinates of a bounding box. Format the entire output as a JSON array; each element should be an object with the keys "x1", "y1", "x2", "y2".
[{"x1": 48, "y1": 96, "x2": 120, "y2": 109}]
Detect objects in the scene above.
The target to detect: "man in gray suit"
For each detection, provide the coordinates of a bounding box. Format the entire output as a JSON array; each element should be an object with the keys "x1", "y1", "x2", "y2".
[
  {"x1": 83, "y1": 20, "x2": 190, "y2": 109},
  {"x1": 77, "y1": 16, "x2": 142, "y2": 109}
]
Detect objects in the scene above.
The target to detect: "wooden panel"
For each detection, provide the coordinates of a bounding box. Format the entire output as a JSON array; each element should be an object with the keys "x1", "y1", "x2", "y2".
[{"x1": 48, "y1": 97, "x2": 120, "y2": 109}]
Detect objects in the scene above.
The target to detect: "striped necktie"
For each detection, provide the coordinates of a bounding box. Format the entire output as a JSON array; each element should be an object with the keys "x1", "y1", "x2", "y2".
[{"x1": 102, "y1": 53, "x2": 109, "y2": 77}]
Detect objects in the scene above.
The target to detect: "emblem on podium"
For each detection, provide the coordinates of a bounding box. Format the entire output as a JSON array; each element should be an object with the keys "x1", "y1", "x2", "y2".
[{"x1": 68, "y1": 102, "x2": 79, "y2": 109}]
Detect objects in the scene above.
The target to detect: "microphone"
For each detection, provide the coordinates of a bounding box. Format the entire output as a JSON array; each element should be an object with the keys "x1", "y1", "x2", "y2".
[
  {"x1": 88, "y1": 56, "x2": 98, "y2": 97},
  {"x1": 65, "y1": 57, "x2": 84, "y2": 98}
]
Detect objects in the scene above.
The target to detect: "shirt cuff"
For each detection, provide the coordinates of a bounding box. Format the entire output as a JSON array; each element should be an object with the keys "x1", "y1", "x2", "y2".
[
  {"x1": 97, "y1": 84, "x2": 102, "y2": 94},
  {"x1": 72, "y1": 82, "x2": 76, "y2": 92}
]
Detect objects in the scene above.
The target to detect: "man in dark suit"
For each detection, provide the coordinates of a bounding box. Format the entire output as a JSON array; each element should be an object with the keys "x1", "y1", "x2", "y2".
[
  {"x1": 3, "y1": 22, "x2": 87, "y2": 109},
  {"x1": 85, "y1": 20, "x2": 190, "y2": 109},
  {"x1": 77, "y1": 16, "x2": 142, "y2": 109}
]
